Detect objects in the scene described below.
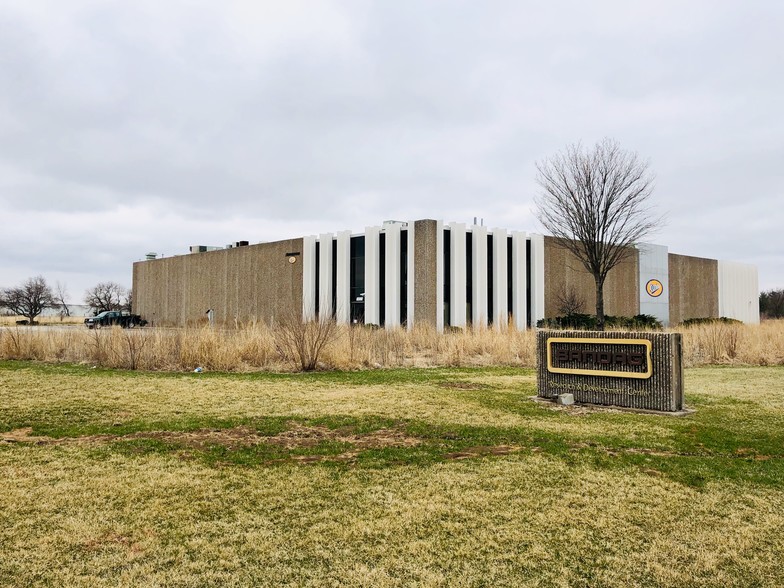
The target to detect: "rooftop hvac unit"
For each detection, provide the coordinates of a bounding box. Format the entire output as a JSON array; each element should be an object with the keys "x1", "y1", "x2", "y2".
[
  {"x1": 189, "y1": 245, "x2": 223, "y2": 253},
  {"x1": 145, "y1": 252, "x2": 157, "y2": 260}
]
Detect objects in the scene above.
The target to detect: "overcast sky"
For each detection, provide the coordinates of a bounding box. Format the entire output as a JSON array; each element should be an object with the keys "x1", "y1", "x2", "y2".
[{"x1": 1, "y1": 0, "x2": 782, "y2": 303}]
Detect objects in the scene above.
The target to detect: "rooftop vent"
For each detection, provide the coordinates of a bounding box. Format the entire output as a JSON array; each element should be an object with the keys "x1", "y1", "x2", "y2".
[{"x1": 190, "y1": 245, "x2": 223, "y2": 254}]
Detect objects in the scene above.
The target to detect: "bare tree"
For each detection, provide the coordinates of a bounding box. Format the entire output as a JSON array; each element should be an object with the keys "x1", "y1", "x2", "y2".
[
  {"x1": 0, "y1": 276, "x2": 57, "y2": 325},
  {"x1": 55, "y1": 281, "x2": 71, "y2": 318},
  {"x1": 84, "y1": 281, "x2": 127, "y2": 315},
  {"x1": 535, "y1": 138, "x2": 664, "y2": 330},
  {"x1": 556, "y1": 285, "x2": 585, "y2": 317}
]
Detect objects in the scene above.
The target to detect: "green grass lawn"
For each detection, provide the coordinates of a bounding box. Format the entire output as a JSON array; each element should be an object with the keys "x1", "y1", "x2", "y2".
[{"x1": 1, "y1": 361, "x2": 783, "y2": 587}]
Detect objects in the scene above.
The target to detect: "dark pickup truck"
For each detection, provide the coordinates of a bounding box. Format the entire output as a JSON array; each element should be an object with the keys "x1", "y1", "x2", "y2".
[{"x1": 84, "y1": 311, "x2": 148, "y2": 329}]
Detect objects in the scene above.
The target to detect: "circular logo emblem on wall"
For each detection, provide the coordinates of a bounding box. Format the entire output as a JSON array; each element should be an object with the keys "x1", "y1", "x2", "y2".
[{"x1": 645, "y1": 279, "x2": 663, "y2": 298}]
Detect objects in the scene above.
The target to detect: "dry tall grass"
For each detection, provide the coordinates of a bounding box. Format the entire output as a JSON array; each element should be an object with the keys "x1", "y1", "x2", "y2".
[
  {"x1": 1, "y1": 320, "x2": 782, "y2": 371},
  {"x1": 675, "y1": 319, "x2": 784, "y2": 367},
  {"x1": 0, "y1": 314, "x2": 85, "y2": 326}
]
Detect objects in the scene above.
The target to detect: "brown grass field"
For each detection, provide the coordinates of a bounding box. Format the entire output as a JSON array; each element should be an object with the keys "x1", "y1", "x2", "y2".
[
  {"x1": 1, "y1": 319, "x2": 783, "y2": 372},
  {"x1": 1, "y1": 359, "x2": 783, "y2": 586},
  {"x1": 0, "y1": 314, "x2": 86, "y2": 326}
]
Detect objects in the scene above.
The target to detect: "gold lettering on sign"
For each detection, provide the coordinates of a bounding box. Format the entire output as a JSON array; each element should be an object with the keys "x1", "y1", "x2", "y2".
[{"x1": 546, "y1": 337, "x2": 653, "y2": 380}]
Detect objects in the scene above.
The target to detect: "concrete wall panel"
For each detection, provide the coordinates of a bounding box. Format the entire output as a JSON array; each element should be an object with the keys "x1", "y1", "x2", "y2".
[
  {"x1": 718, "y1": 260, "x2": 760, "y2": 324},
  {"x1": 413, "y1": 219, "x2": 439, "y2": 328},
  {"x1": 668, "y1": 253, "x2": 718, "y2": 324},
  {"x1": 133, "y1": 238, "x2": 304, "y2": 327},
  {"x1": 543, "y1": 237, "x2": 639, "y2": 319}
]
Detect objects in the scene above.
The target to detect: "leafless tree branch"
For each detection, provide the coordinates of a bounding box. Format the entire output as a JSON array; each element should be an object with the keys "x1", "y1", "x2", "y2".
[
  {"x1": 55, "y1": 281, "x2": 70, "y2": 318},
  {"x1": 84, "y1": 282, "x2": 128, "y2": 315},
  {"x1": 535, "y1": 138, "x2": 665, "y2": 329},
  {"x1": 0, "y1": 276, "x2": 57, "y2": 325}
]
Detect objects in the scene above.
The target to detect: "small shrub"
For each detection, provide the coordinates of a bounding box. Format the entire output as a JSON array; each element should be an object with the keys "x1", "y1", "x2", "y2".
[
  {"x1": 537, "y1": 314, "x2": 662, "y2": 331},
  {"x1": 274, "y1": 315, "x2": 340, "y2": 371},
  {"x1": 537, "y1": 313, "x2": 596, "y2": 330},
  {"x1": 681, "y1": 317, "x2": 742, "y2": 327}
]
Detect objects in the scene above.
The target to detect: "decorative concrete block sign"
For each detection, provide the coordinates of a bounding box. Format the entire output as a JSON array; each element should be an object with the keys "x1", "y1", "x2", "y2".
[{"x1": 537, "y1": 330, "x2": 684, "y2": 412}]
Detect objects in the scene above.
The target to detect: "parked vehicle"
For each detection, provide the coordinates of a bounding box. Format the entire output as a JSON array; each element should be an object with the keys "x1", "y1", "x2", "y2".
[{"x1": 84, "y1": 311, "x2": 147, "y2": 329}]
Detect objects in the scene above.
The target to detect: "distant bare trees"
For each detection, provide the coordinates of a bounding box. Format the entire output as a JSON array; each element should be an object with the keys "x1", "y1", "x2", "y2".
[
  {"x1": 0, "y1": 276, "x2": 57, "y2": 325},
  {"x1": 84, "y1": 282, "x2": 128, "y2": 315},
  {"x1": 55, "y1": 281, "x2": 71, "y2": 318},
  {"x1": 535, "y1": 138, "x2": 664, "y2": 330}
]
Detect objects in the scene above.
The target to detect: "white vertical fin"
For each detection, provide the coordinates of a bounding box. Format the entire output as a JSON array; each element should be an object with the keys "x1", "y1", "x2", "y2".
[
  {"x1": 318, "y1": 233, "x2": 334, "y2": 320},
  {"x1": 364, "y1": 226, "x2": 381, "y2": 326},
  {"x1": 335, "y1": 230, "x2": 351, "y2": 324},
  {"x1": 511, "y1": 231, "x2": 527, "y2": 330},
  {"x1": 406, "y1": 222, "x2": 415, "y2": 330},
  {"x1": 302, "y1": 235, "x2": 317, "y2": 321},
  {"x1": 529, "y1": 233, "x2": 545, "y2": 325},
  {"x1": 384, "y1": 223, "x2": 401, "y2": 329},
  {"x1": 449, "y1": 222, "x2": 467, "y2": 328},
  {"x1": 436, "y1": 220, "x2": 444, "y2": 333},
  {"x1": 471, "y1": 224, "x2": 488, "y2": 328},
  {"x1": 492, "y1": 228, "x2": 508, "y2": 329}
]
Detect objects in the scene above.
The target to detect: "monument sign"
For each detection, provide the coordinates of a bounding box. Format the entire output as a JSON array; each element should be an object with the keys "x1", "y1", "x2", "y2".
[{"x1": 537, "y1": 330, "x2": 684, "y2": 412}]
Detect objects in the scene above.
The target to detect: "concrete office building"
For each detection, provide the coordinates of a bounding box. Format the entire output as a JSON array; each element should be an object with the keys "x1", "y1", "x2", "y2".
[{"x1": 133, "y1": 219, "x2": 760, "y2": 329}]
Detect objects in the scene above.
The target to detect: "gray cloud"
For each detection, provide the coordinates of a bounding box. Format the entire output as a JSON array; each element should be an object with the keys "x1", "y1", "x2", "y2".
[{"x1": 1, "y1": 0, "x2": 782, "y2": 297}]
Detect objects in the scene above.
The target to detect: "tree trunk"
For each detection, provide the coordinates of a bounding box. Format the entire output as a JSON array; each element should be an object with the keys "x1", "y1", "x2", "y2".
[{"x1": 595, "y1": 278, "x2": 605, "y2": 331}]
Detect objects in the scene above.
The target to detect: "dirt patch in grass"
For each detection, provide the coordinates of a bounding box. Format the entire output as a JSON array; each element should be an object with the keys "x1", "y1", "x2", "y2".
[
  {"x1": 1, "y1": 424, "x2": 529, "y2": 465},
  {"x1": 0, "y1": 427, "x2": 52, "y2": 444},
  {"x1": 265, "y1": 422, "x2": 421, "y2": 449},
  {"x1": 0, "y1": 423, "x2": 422, "y2": 452}
]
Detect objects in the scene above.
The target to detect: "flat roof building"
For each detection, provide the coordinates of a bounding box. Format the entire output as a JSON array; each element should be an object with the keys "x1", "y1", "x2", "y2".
[{"x1": 133, "y1": 219, "x2": 759, "y2": 329}]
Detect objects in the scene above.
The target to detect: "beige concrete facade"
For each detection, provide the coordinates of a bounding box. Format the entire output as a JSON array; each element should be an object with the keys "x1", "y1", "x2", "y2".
[
  {"x1": 668, "y1": 253, "x2": 719, "y2": 324},
  {"x1": 412, "y1": 219, "x2": 439, "y2": 327},
  {"x1": 543, "y1": 237, "x2": 640, "y2": 318},
  {"x1": 133, "y1": 238, "x2": 303, "y2": 327},
  {"x1": 132, "y1": 220, "x2": 755, "y2": 329}
]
